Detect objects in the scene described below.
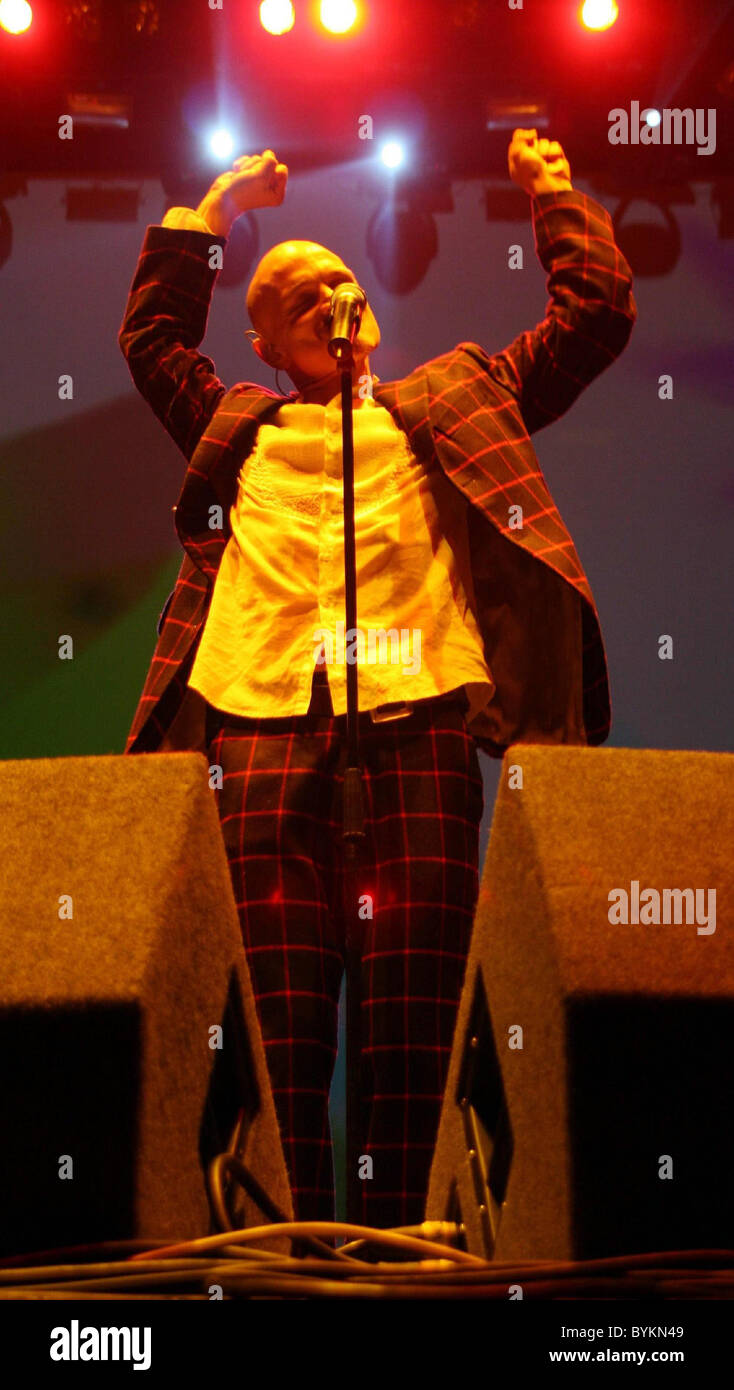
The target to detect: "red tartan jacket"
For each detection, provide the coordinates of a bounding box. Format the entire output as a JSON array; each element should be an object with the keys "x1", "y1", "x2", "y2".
[{"x1": 119, "y1": 188, "x2": 636, "y2": 759}]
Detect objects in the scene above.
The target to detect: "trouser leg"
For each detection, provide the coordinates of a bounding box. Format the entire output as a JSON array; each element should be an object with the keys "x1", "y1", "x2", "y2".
[
  {"x1": 354, "y1": 698, "x2": 484, "y2": 1229},
  {"x1": 206, "y1": 703, "x2": 345, "y2": 1224}
]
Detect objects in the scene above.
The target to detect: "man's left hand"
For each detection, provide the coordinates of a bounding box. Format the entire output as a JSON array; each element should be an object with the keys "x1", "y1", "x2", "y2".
[{"x1": 508, "y1": 129, "x2": 573, "y2": 195}]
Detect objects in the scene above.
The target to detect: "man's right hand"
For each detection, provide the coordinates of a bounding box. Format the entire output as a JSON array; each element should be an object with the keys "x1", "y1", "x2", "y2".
[
  {"x1": 508, "y1": 129, "x2": 572, "y2": 196},
  {"x1": 196, "y1": 149, "x2": 288, "y2": 237}
]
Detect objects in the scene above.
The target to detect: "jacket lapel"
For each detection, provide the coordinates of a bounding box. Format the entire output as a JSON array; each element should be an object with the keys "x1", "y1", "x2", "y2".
[
  {"x1": 372, "y1": 373, "x2": 437, "y2": 470},
  {"x1": 175, "y1": 386, "x2": 295, "y2": 580}
]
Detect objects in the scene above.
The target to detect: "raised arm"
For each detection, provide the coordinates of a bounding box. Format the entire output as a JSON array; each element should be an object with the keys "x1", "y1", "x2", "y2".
[
  {"x1": 118, "y1": 150, "x2": 288, "y2": 460},
  {"x1": 479, "y1": 129, "x2": 637, "y2": 434}
]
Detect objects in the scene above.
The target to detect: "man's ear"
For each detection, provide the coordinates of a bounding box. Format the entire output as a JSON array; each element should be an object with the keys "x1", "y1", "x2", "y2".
[{"x1": 247, "y1": 332, "x2": 284, "y2": 370}]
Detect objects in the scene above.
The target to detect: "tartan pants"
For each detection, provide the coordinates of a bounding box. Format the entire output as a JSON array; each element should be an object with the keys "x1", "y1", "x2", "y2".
[{"x1": 204, "y1": 665, "x2": 483, "y2": 1230}]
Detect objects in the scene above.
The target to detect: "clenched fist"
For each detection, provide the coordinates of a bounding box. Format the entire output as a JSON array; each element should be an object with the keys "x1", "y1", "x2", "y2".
[
  {"x1": 508, "y1": 129, "x2": 572, "y2": 196},
  {"x1": 196, "y1": 149, "x2": 288, "y2": 237}
]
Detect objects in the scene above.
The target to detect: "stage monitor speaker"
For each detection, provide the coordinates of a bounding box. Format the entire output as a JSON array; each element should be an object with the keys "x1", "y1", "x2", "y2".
[
  {"x1": 426, "y1": 745, "x2": 734, "y2": 1262},
  {"x1": 0, "y1": 753, "x2": 294, "y2": 1259}
]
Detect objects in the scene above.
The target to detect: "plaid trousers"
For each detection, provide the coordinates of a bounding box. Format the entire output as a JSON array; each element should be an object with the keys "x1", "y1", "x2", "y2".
[{"x1": 205, "y1": 664, "x2": 483, "y2": 1230}]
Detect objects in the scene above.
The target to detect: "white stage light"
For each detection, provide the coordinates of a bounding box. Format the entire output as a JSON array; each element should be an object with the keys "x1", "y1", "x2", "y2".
[
  {"x1": 210, "y1": 129, "x2": 235, "y2": 161},
  {"x1": 380, "y1": 141, "x2": 405, "y2": 170}
]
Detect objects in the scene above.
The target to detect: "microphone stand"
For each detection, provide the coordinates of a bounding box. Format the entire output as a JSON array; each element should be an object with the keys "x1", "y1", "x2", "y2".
[{"x1": 330, "y1": 315, "x2": 367, "y2": 1230}]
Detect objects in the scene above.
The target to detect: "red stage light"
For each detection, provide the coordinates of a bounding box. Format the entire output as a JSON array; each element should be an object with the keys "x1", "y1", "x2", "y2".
[
  {"x1": 579, "y1": 0, "x2": 619, "y2": 30},
  {"x1": 259, "y1": 0, "x2": 295, "y2": 35},
  {"x1": 319, "y1": 0, "x2": 358, "y2": 35},
  {"x1": 0, "y1": 0, "x2": 33, "y2": 35}
]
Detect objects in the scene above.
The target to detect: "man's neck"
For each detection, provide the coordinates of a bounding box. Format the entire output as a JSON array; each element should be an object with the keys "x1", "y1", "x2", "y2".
[{"x1": 294, "y1": 356, "x2": 373, "y2": 407}]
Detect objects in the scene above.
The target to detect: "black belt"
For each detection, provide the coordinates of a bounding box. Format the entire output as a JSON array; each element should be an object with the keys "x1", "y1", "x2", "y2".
[
  {"x1": 310, "y1": 665, "x2": 468, "y2": 722},
  {"x1": 205, "y1": 677, "x2": 468, "y2": 738},
  {"x1": 368, "y1": 688, "x2": 468, "y2": 722}
]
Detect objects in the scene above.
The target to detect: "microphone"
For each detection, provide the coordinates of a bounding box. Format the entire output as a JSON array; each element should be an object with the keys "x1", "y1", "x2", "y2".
[{"x1": 328, "y1": 284, "x2": 367, "y2": 362}]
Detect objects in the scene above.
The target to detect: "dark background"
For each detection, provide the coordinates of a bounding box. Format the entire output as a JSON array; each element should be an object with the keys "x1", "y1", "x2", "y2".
[{"x1": 2, "y1": 0, "x2": 732, "y2": 1218}]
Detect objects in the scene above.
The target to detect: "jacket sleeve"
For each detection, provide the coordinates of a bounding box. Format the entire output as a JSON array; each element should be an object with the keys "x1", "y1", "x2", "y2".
[
  {"x1": 481, "y1": 188, "x2": 637, "y2": 434},
  {"x1": 118, "y1": 224, "x2": 229, "y2": 460}
]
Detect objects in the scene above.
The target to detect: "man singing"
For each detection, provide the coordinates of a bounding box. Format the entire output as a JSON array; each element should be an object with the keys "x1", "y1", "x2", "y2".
[{"x1": 119, "y1": 132, "x2": 636, "y2": 1229}]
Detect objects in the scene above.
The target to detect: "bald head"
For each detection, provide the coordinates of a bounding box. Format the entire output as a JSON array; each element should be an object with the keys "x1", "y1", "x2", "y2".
[
  {"x1": 246, "y1": 240, "x2": 339, "y2": 341},
  {"x1": 243, "y1": 238, "x2": 380, "y2": 392}
]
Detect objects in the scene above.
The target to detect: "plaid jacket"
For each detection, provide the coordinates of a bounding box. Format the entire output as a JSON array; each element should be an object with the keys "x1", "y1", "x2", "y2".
[{"x1": 119, "y1": 188, "x2": 636, "y2": 759}]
